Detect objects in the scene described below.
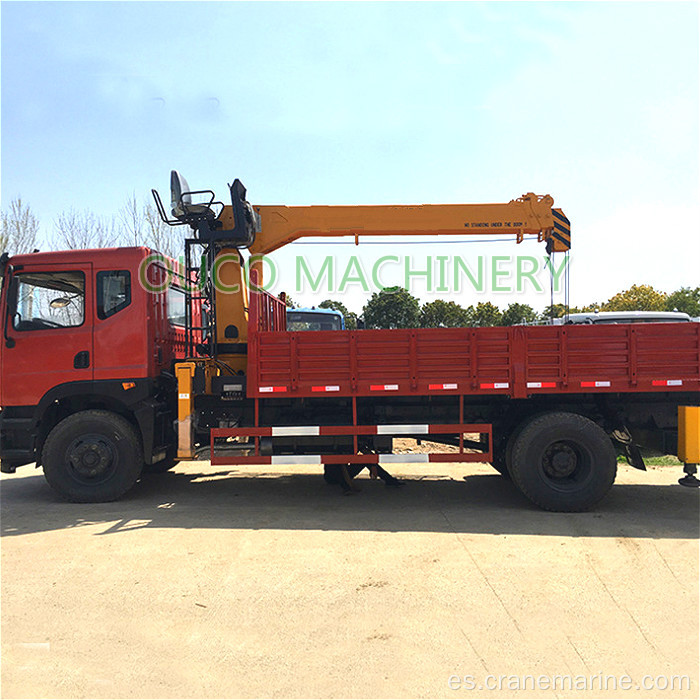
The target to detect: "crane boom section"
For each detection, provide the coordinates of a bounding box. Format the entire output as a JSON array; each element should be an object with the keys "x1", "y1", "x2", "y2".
[{"x1": 216, "y1": 192, "x2": 570, "y2": 255}]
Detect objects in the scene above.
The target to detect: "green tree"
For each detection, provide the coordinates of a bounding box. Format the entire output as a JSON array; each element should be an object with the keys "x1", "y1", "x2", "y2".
[
  {"x1": 319, "y1": 299, "x2": 358, "y2": 330},
  {"x1": 603, "y1": 284, "x2": 667, "y2": 311},
  {"x1": 471, "y1": 301, "x2": 502, "y2": 327},
  {"x1": 539, "y1": 303, "x2": 569, "y2": 321},
  {"x1": 1, "y1": 197, "x2": 39, "y2": 254},
  {"x1": 419, "y1": 299, "x2": 472, "y2": 328},
  {"x1": 665, "y1": 287, "x2": 700, "y2": 317},
  {"x1": 501, "y1": 302, "x2": 537, "y2": 326},
  {"x1": 363, "y1": 287, "x2": 420, "y2": 329}
]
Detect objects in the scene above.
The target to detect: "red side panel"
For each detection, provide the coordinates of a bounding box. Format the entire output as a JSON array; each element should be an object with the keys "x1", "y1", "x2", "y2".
[{"x1": 248, "y1": 302, "x2": 700, "y2": 399}]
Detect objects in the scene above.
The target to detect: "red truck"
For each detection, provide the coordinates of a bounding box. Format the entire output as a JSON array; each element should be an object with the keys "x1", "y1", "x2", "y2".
[{"x1": 1, "y1": 174, "x2": 698, "y2": 510}]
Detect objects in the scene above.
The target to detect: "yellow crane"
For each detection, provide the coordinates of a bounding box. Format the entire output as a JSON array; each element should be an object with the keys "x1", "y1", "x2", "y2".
[{"x1": 153, "y1": 172, "x2": 570, "y2": 373}]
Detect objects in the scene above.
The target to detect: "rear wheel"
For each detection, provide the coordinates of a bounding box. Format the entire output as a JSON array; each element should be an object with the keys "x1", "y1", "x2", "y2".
[
  {"x1": 42, "y1": 410, "x2": 143, "y2": 502},
  {"x1": 509, "y1": 411, "x2": 617, "y2": 512}
]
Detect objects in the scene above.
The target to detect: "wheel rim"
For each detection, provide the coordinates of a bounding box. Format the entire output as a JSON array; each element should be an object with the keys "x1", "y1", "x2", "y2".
[
  {"x1": 65, "y1": 434, "x2": 118, "y2": 485},
  {"x1": 539, "y1": 439, "x2": 593, "y2": 491}
]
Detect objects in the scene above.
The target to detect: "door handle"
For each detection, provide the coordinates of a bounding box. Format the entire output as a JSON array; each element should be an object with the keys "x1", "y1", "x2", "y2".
[{"x1": 73, "y1": 351, "x2": 90, "y2": 369}]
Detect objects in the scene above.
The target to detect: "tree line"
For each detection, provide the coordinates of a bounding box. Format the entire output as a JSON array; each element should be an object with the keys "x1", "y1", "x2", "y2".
[
  {"x1": 3, "y1": 195, "x2": 698, "y2": 327},
  {"x1": 317, "y1": 284, "x2": 700, "y2": 330},
  {"x1": 1, "y1": 194, "x2": 180, "y2": 258}
]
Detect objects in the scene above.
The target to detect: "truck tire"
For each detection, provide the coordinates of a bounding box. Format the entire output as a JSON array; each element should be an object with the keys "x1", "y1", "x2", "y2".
[
  {"x1": 509, "y1": 411, "x2": 617, "y2": 512},
  {"x1": 42, "y1": 410, "x2": 143, "y2": 502}
]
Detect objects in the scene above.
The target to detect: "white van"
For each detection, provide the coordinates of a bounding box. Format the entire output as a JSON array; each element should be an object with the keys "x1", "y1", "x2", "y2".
[{"x1": 551, "y1": 311, "x2": 692, "y2": 325}]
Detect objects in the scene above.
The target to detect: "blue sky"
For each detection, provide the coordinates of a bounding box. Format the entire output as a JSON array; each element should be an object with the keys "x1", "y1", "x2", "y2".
[{"x1": 2, "y1": 1, "x2": 698, "y2": 313}]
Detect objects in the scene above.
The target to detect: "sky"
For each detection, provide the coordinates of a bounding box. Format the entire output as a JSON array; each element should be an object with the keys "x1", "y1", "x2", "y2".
[{"x1": 2, "y1": 1, "x2": 698, "y2": 314}]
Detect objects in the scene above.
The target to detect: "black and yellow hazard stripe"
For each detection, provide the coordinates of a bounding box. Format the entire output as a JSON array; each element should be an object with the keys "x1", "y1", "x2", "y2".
[{"x1": 550, "y1": 208, "x2": 571, "y2": 251}]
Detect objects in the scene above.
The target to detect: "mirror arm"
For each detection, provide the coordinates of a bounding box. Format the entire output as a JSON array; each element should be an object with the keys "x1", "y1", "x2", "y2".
[{"x1": 3, "y1": 274, "x2": 16, "y2": 348}]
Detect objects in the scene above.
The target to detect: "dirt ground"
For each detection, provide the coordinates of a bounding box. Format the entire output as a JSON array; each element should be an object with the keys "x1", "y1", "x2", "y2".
[{"x1": 1, "y1": 459, "x2": 698, "y2": 699}]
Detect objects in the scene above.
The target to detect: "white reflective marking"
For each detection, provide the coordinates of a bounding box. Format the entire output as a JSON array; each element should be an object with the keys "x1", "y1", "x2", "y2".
[
  {"x1": 595, "y1": 381, "x2": 611, "y2": 387},
  {"x1": 493, "y1": 382, "x2": 509, "y2": 389},
  {"x1": 377, "y1": 424, "x2": 429, "y2": 435},
  {"x1": 322, "y1": 385, "x2": 340, "y2": 392},
  {"x1": 379, "y1": 454, "x2": 429, "y2": 463},
  {"x1": 271, "y1": 455, "x2": 321, "y2": 465},
  {"x1": 178, "y1": 393, "x2": 190, "y2": 400},
  {"x1": 667, "y1": 379, "x2": 683, "y2": 386},
  {"x1": 442, "y1": 383, "x2": 458, "y2": 390},
  {"x1": 527, "y1": 382, "x2": 542, "y2": 388},
  {"x1": 272, "y1": 426, "x2": 320, "y2": 437},
  {"x1": 259, "y1": 387, "x2": 274, "y2": 393}
]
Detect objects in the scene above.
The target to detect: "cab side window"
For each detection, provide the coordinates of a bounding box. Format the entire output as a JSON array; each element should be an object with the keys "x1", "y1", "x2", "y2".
[
  {"x1": 12, "y1": 271, "x2": 85, "y2": 331},
  {"x1": 96, "y1": 270, "x2": 131, "y2": 320},
  {"x1": 167, "y1": 285, "x2": 187, "y2": 327}
]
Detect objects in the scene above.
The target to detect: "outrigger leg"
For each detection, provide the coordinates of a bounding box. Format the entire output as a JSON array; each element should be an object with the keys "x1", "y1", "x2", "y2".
[{"x1": 679, "y1": 463, "x2": 700, "y2": 488}]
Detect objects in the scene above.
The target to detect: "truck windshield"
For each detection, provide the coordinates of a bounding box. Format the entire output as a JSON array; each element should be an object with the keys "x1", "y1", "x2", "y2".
[
  {"x1": 287, "y1": 311, "x2": 342, "y2": 331},
  {"x1": 11, "y1": 271, "x2": 85, "y2": 330}
]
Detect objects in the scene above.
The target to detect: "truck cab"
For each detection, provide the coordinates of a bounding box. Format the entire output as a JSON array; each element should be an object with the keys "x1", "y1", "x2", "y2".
[
  {"x1": 0, "y1": 247, "x2": 189, "y2": 496},
  {"x1": 286, "y1": 307, "x2": 345, "y2": 331}
]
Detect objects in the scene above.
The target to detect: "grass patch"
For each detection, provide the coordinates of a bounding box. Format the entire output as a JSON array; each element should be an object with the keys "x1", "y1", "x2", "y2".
[{"x1": 617, "y1": 454, "x2": 682, "y2": 466}]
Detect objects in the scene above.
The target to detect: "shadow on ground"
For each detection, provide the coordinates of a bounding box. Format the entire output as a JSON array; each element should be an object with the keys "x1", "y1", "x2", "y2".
[{"x1": 2, "y1": 465, "x2": 698, "y2": 539}]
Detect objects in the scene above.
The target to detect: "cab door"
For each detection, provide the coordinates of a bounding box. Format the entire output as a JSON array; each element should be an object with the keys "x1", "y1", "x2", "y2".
[{"x1": 1, "y1": 263, "x2": 93, "y2": 407}]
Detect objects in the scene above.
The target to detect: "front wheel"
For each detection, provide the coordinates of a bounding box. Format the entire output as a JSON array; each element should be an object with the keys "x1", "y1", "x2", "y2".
[
  {"x1": 509, "y1": 412, "x2": 617, "y2": 512},
  {"x1": 42, "y1": 410, "x2": 143, "y2": 502}
]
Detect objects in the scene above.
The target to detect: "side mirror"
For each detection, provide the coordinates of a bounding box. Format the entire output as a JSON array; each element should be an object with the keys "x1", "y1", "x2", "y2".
[{"x1": 50, "y1": 297, "x2": 72, "y2": 309}]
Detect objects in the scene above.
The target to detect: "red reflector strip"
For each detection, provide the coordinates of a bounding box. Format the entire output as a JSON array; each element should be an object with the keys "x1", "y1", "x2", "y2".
[
  {"x1": 480, "y1": 382, "x2": 509, "y2": 389},
  {"x1": 652, "y1": 379, "x2": 683, "y2": 387},
  {"x1": 527, "y1": 382, "x2": 557, "y2": 389},
  {"x1": 370, "y1": 384, "x2": 399, "y2": 391},
  {"x1": 428, "y1": 383, "x2": 458, "y2": 390},
  {"x1": 259, "y1": 386, "x2": 287, "y2": 393},
  {"x1": 580, "y1": 381, "x2": 611, "y2": 388},
  {"x1": 311, "y1": 385, "x2": 340, "y2": 392}
]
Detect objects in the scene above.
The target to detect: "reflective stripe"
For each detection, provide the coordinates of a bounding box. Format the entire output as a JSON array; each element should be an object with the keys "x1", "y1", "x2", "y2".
[
  {"x1": 271, "y1": 455, "x2": 322, "y2": 465},
  {"x1": 271, "y1": 426, "x2": 320, "y2": 437},
  {"x1": 377, "y1": 424, "x2": 429, "y2": 435},
  {"x1": 379, "y1": 454, "x2": 429, "y2": 463},
  {"x1": 480, "y1": 382, "x2": 509, "y2": 389},
  {"x1": 370, "y1": 384, "x2": 399, "y2": 391},
  {"x1": 580, "y1": 381, "x2": 611, "y2": 388},
  {"x1": 652, "y1": 379, "x2": 683, "y2": 387},
  {"x1": 526, "y1": 382, "x2": 557, "y2": 389},
  {"x1": 259, "y1": 386, "x2": 287, "y2": 393},
  {"x1": 311, "y1": 385, "x2": 340, "y2": 392},
  {"x1": 428, "y1": 383, "x2": 458, "y2": 390},
  {"x1": 178, "y1": 393, "x2": 190, "y2": 400}
]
